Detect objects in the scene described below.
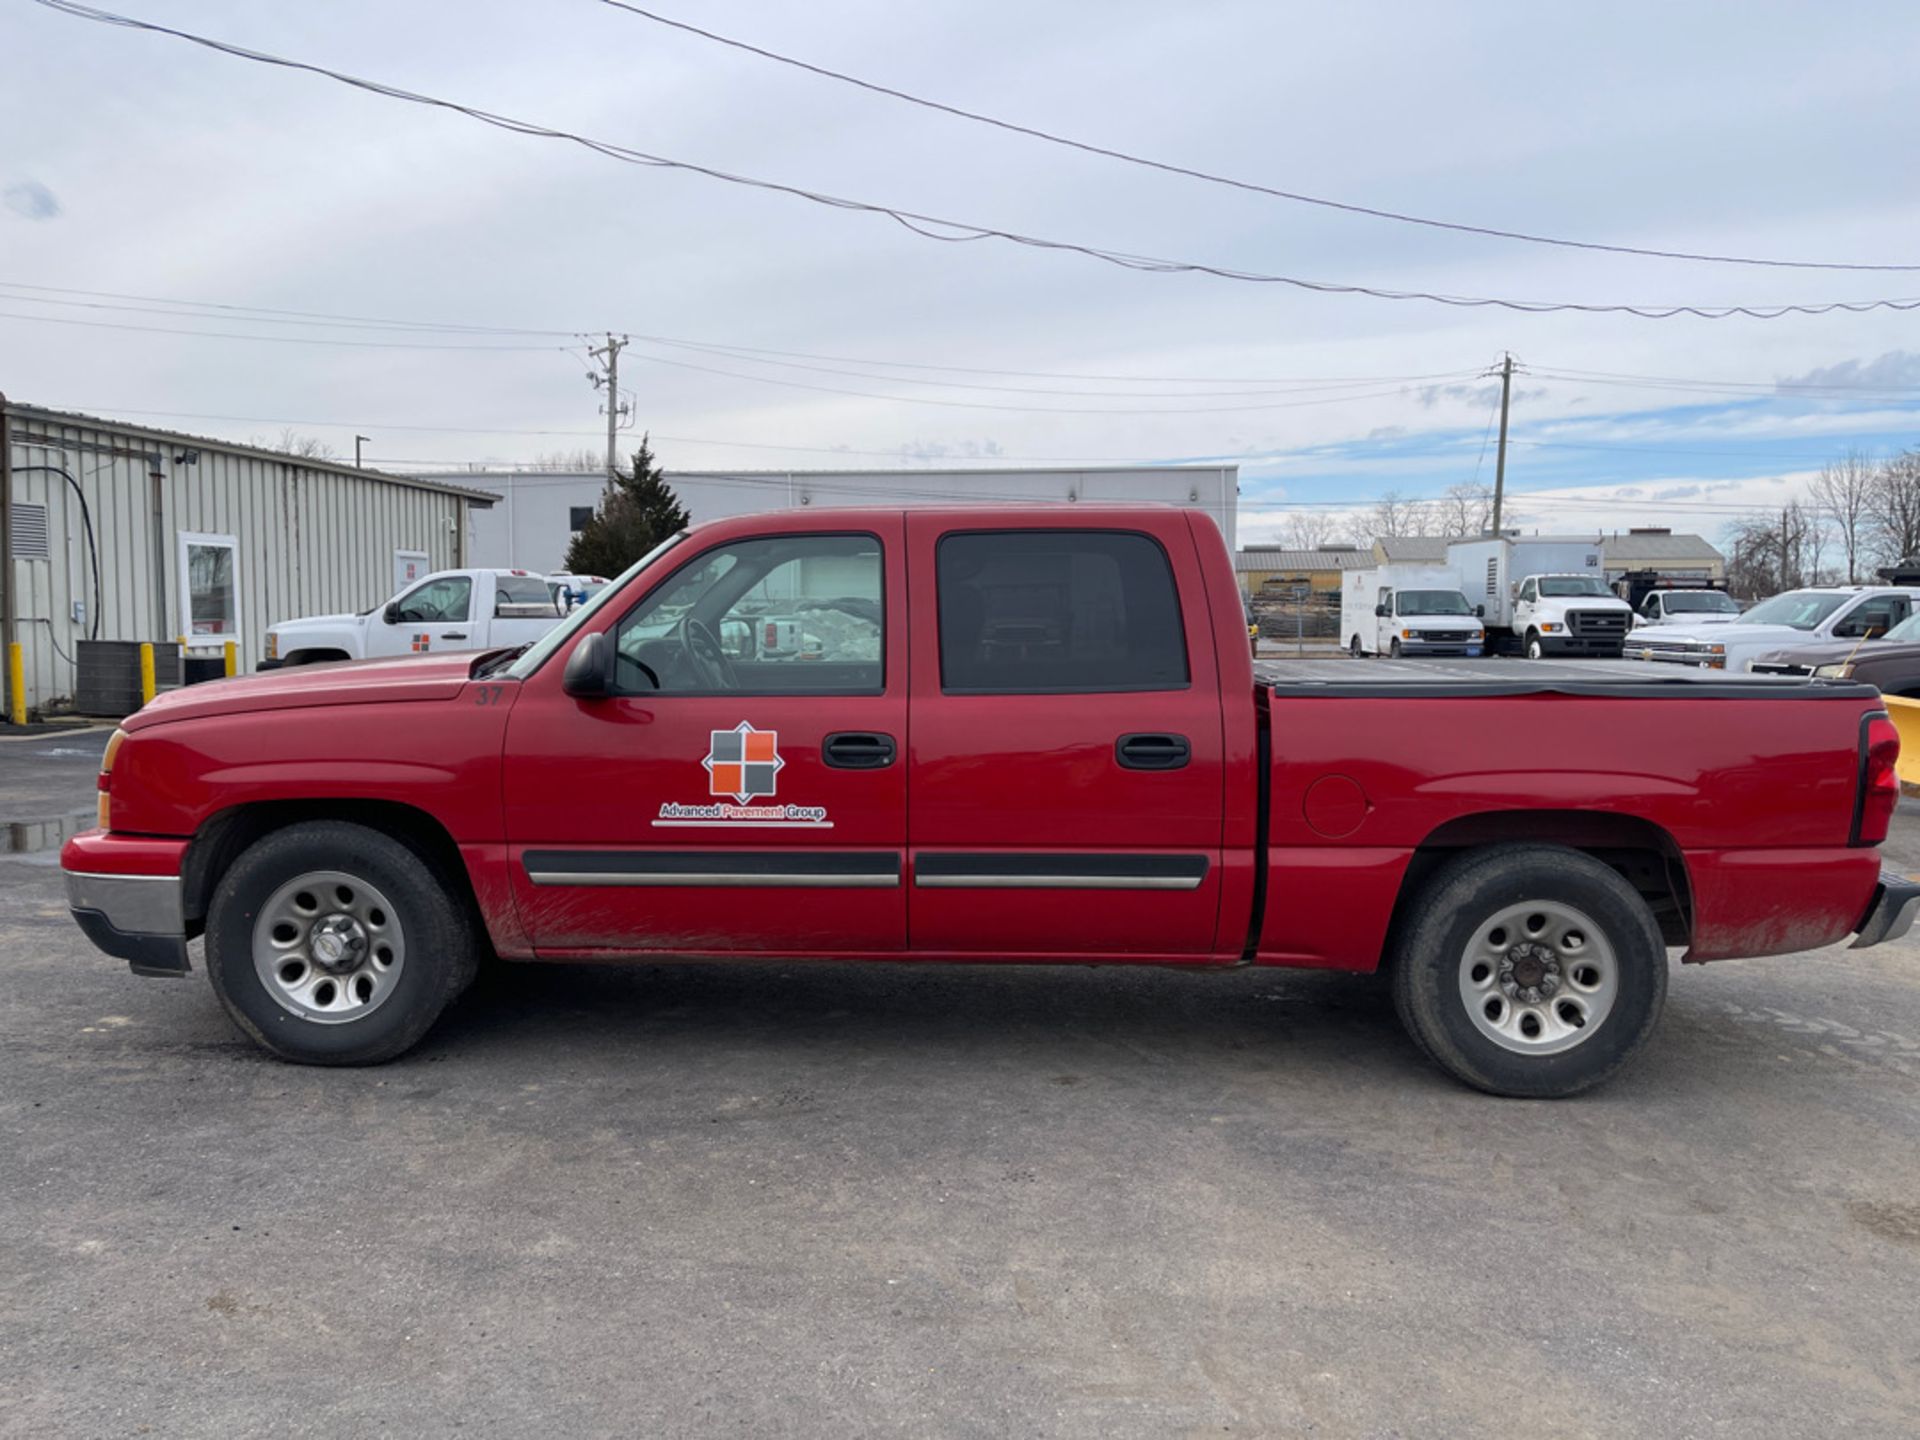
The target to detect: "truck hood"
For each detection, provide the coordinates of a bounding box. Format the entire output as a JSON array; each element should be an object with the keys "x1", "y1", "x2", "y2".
[
  {"x1": 271, "y1": 611, "x2": 363, "y2": 634},
  {"x1": 1642, "y1": 613, "x2": 1740, "y2": 626},
  {"x1": 1639, "y1": 623, "x2": 1801, "y2": 649},
  {"x1": 1751, "y1": 638, "x2": 1920, "y2": 666},
  {"x1": 123, "y1": 651, "x2": 480, "y2": 731}
]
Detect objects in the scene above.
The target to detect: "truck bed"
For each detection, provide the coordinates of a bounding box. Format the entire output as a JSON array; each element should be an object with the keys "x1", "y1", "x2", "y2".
[{"x1": 1255, "y1": 656, "x2": 1879, "y2": 701}]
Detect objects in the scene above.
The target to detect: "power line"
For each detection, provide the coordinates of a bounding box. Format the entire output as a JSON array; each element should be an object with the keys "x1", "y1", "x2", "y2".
[
  {"x1": 0, "y1": 279, "x2": 1532, "y2": 385},
  {"x1": 0, "y1": 307, "x2": 565, "y2": 351},
  {"x1": 32, "y1": 1, "x2": 1920, "y2": 321},
  {"x1": 596, "y1": 0, "x2": 1920, "y2": 276}
]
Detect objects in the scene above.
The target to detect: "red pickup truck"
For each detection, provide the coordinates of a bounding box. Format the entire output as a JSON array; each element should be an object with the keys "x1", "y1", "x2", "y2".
[{"x1": 61, "y1": 507, "x2": 1917, "y2": 1096}]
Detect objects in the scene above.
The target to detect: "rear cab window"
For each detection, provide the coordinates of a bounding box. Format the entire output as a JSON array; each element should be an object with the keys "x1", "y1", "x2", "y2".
[{"x1": 936, "y1": 530, "x2": 1189, "y2": 693}]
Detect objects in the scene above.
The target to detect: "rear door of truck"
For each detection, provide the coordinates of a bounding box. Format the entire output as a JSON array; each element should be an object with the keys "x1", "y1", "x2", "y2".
[{"x1": 903, "y1": 513, "x2": 1226, "y2": 958}]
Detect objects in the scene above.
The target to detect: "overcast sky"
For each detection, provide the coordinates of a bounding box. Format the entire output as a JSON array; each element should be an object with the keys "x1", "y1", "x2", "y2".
[{"x1": 4, "y1": 0, "x2": 1918, "y2": 545}]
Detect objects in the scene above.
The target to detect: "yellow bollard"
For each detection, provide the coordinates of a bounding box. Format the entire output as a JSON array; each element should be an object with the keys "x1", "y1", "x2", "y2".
[
  {"x1": 6, "y1": 642, "x2": 24, "y2": 726},
  {"x1": 224, "y1": 640, "x2": 238, "y2": 677},
  {"x1": 138, "y1": 642, "x2": 157, "y2": 707}
]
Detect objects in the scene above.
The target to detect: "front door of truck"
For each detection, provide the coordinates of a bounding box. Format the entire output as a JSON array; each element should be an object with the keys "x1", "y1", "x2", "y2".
[
  {"x1": 368, "y1": 574, "x2": 474, "y2": 658},
  {"x1": 501, "y1": 520, "x2": 908, "y2": 954},
  {"x1": 904, "y1": 515, "x2": 1225, "y2": 959}
]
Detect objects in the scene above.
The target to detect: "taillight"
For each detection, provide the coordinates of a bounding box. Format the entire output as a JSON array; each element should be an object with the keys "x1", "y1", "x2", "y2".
[
  {"x1": 1856, "y1": 713, "x2": 1900, "y2": 846},
  {"x1": 96, "y1": 728, "x2": 127, "y2": 831}
]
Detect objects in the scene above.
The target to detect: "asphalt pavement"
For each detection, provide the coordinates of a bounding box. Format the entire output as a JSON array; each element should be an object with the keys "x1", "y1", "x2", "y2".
[{"x1": 2, "y1": 725, "x2": 1917, "y2": 1437}]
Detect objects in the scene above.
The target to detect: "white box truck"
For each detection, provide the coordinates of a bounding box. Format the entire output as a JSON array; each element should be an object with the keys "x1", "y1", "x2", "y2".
[
  {"x1": 1340, "y1": 565, "x2": 1487, "y2": 657},
  {"x1": 1447, "y1": 536, "x2": 1633, "y2": 659}
]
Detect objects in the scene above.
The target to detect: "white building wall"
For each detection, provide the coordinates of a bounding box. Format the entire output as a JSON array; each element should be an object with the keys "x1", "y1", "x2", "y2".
[
  {"x1": 457, "y1": 465, "x2": 1240, "y2": 573},
  {"x1": 5, "y1": 406, "x2": 489, "y2": 714}
]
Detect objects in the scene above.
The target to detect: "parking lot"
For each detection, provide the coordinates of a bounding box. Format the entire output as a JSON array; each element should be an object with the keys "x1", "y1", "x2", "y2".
[{"x1": 2, "y1": 726, "x2": 1918, "y2": 1437}]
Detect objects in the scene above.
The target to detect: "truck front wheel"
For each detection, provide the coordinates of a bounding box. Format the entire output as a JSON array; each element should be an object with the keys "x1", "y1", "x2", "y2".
[
  {"x1": 1389, "y1": 845, "x2": 1667, "y2": 1097},
  {"x1": 1525, "y1": 631, "x2": 1545, "y2": 660},
  {"x1": 204, "y1": 820, "x2": 477, "y2": 1065}
]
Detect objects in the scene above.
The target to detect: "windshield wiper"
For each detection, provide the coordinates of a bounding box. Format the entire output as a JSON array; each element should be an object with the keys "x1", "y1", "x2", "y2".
[{"x1": 472, "y1": 644, "x2": 530, "y2": 678}]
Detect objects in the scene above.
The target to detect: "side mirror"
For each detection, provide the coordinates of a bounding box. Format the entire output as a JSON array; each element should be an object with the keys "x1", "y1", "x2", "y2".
[
  {"x1": 1474, "y1": 604, "x2": 1485, "y2": 618},
  {"x1": 562, "y1": 632, "x2": 614, "y2": 699},
  {"x1": 1373, "y1": 604, "x2": 1387, "y2": 617},
  {"x1": 383, "y1": 601, "x2": 401, "y2": 624}
]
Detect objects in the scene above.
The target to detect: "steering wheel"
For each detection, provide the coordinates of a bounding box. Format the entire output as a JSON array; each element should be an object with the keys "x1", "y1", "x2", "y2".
[{"x1": 675, "y1": 615, "x2": 738, "y2": 689}]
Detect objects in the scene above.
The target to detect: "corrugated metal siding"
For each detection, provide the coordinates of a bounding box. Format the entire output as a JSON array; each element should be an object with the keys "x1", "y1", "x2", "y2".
[{"x1": 6, "y1": 411, "x2": 469, "y2": 714}]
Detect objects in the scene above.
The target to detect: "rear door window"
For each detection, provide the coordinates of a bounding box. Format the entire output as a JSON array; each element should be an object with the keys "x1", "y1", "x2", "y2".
[{"x1": 936, "y1": 530, "x2": 1189, "y2": 693}]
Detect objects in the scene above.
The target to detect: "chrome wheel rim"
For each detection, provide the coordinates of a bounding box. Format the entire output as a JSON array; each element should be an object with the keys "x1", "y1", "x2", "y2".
[
  {"x1": 252, "y1": 869, "x2": 406, "y2": 1024},
  {"x1": 1457, "y1": 900, "x2": 1617, "y2": 1055}
]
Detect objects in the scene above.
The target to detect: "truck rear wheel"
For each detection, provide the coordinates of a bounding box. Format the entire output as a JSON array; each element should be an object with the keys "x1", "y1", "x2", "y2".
[
  {"x1": 204, "y1": 820, "x2": 476, "y2": 1065},
  {"x1": 1389, "y1": 845, "x2": 1667, "y2": 1097},
  {"x1": 1349, "y1": 635, "x2": 1365, "y2": 658}
]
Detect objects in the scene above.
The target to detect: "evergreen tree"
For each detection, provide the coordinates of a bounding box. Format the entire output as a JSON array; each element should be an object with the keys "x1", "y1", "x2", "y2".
[{"x1": 562, "y1": 435, "x2": 690, "y2": 575}]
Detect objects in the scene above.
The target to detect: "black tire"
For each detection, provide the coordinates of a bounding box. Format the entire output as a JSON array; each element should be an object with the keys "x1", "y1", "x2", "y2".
[
  {"x1": 204, "y1": 820, "x2": 477, "y2": 1065},
  {"x1": 1389, "y1": 844, "x2": 1668, "y2": 1098},
  {"x1": 1349, "y1": 635, "x2": 1365, "y2": 658},
  {"x1": 1525, "y1": 631, "x2": 1545, "y2": 660},
  {"x1": 1389, "y1": 638, "x2": 1403, "y2": 658}
]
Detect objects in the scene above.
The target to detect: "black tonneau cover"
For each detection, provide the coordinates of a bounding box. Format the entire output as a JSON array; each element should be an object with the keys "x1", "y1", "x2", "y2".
[{"x1": 1255, "y1": 657, "x2": 1879, "y2": 701}]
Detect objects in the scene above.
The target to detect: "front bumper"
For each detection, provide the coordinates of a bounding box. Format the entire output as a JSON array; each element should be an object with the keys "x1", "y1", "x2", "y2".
[
  {"x1": 1852, "y1": 870, "x2": 1920, "y2": 949},
  {"x1": 1535, "y1": 634, "x2": 1626, "y2": 656},
  {"x1": 62, "y1": 832, "x2": 192, "y2": 977}
]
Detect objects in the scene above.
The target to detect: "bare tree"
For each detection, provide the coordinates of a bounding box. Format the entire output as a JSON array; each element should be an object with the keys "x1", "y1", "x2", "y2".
[
  {"x1": 1725, "y1": 501, "x2": 1823, "y2": 597},
  {"x1": 1871, "y1": 448, "x2": 1920, "y2": 569},
  {"x1": 1281, "y1": 511, "x2": 1351, "y2": 551},
  {"x1": 1367, "y1": 490, "x2": 1436, "y2": 538},
  {"x1": 1809, "y1": 448, "x2": 1875, "y2": 582},
  {"x1": 529, "y1": 447, "x2": 609, "y2": 472},
  {"x1": 1434, "y1": 481, "x2": 1494, "y2": 538},
  {"x1": 270, "y1": 428, "x2": 337, "y2": 460}
]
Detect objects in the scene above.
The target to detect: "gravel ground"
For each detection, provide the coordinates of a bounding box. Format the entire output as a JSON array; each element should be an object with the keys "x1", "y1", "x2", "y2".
[{"x1": 2, "y1": 726, "x2": 1917, "y2": 1437}]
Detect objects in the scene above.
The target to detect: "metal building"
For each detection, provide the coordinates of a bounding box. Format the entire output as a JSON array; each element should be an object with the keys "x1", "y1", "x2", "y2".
[
  {"x1": 438, "y1": 464, "x2": 1240, "y2": 573},
  {"x1": 2, "y1": 400, "x2": 498, "y2": 719}
]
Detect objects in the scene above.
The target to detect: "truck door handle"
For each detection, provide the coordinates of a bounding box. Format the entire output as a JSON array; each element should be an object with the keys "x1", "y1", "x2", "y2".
[
  {"x1": 823, "y1": 732, "x2": 896, "y2": 769},
  {"x1": 443, "y1": 632, "x2": 468, "y2": 640},
  {"x1": 1116, "y1": 733, "x2": 1190, "y2": 770}
]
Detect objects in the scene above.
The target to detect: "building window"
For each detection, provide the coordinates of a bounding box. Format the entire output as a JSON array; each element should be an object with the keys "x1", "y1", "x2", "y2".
[
  {"x1": 177, "y1": 531, "x2": 240, "y2": 642},
  {"x1": 569, "y1": 506, "x2": 595, "y2": 532}
]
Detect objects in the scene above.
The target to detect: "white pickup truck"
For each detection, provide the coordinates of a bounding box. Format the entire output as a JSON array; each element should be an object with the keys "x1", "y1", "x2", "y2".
[
  {"x1": 1632, "y1": 586, "x2": 1920, "y2": 672},
  {"x1": 262, "y1": 568, "x2": 563, "y2": 668}
]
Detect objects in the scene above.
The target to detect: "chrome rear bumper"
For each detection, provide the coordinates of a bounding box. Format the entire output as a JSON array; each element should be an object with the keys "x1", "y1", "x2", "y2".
[{"x1": 1852, "y1": 871, "x2": 1920, "y2": 949}]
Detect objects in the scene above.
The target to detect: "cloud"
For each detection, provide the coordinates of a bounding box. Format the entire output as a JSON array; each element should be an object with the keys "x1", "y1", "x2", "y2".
[
  {"x1": 3, "y1": 180, "x2": 59, "y2": 220},
  {"x1": 1778, "y1": 350, "x2": 1920, "y2": 391}
]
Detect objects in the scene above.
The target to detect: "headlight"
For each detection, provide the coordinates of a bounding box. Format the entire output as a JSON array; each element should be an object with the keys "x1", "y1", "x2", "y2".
[
  {"x1": 1539, "y1": 622, "x2": 1560, "y2": 633},
  {"x1": 1814, "y1": 662, "x2": 1855, "y2": 679}
]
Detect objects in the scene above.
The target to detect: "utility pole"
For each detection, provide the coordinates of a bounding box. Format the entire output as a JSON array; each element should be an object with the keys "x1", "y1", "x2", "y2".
[
  {"x1": 354, "y1": 435, "x2": 369, "y2": 469},
  {"x1": 587, "y1": 334, "x2": 630, "y2": 493},
  {"x1": 1489, "y1": 352, "x2": 1514, "y2": 538}
]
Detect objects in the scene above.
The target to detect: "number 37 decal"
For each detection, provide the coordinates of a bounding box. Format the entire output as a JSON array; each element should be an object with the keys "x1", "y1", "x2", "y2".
[{"x1": 472, "y1": 685, "x2": 507, "y2": 706}]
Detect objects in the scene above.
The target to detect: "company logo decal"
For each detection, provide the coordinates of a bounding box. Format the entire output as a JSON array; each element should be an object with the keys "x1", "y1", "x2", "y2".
[
  {"x1": 704, "y1": 722, "x2": 783, "y2": 802},
  {"x1": 654, "y1": 722, "x2": 831, "y2": 828},
  {"x1": 411, "y1": 633, "x2": 431, "y2": 652}
]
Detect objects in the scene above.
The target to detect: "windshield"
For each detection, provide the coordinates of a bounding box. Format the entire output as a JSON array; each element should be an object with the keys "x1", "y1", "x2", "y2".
[
  {"x1": 1662, "y1": 590, "x2": 1739, "y2": 614},
  {"x1": 1737, "y1": 591, "x2": 1848, "y2": 630},
  {"x1": 1538, "y1": 576, "x2": 1612, "y2": 598},
  {"x1": 1882, "y1": 614, "x2": 1920, "y2": 643},
  {"x1": 1397, "y1": 589, "x2": 1472, "y2": 616},
  {"x1": 502, "y1": 533, "x2": 687, "y2": 679}
]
